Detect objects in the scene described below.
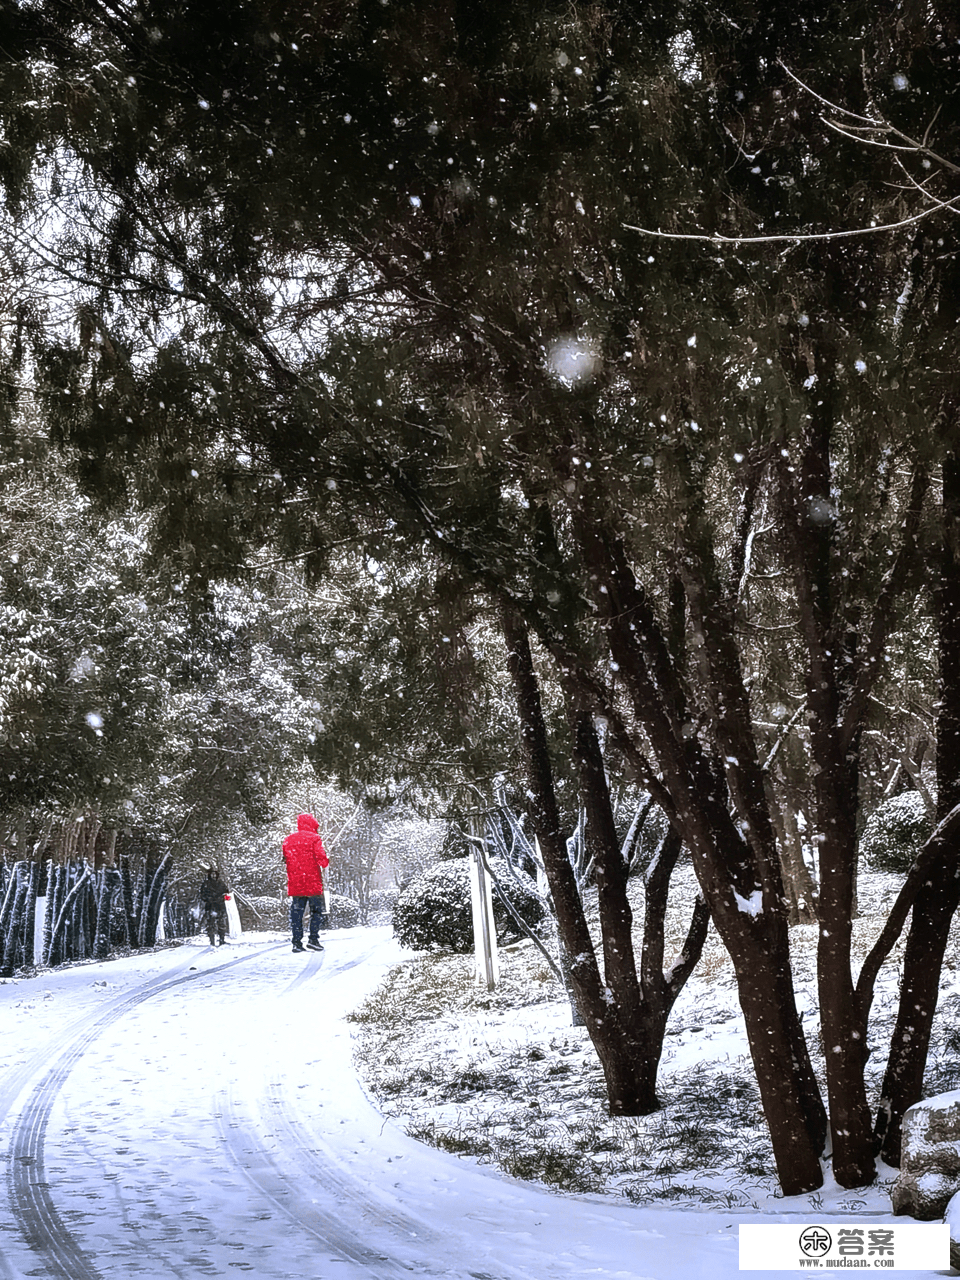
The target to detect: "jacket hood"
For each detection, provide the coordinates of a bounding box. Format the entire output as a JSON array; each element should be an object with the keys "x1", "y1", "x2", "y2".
[{"x1": 296, "y1": 813, "x2": 319, "y2": 833}]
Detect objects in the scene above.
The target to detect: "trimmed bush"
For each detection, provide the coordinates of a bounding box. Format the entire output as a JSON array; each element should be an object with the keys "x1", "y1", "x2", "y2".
[
  {"x1": 859, "y1": 791, "x2": 932, "y2": 873},
  {"x1": 327, "y1": 893, "x2": 360, "y2": 928},
  {"x1": 392, "y1": 857, "x2": 546, "y2": 953},
  {"x1": 235, "y1": 892, "x2": 359, "y2": 929},
  {"x1": 367, "y1": 886, "x2": 401, "y2": 926},
  {"x1": 235, "y1": 893, "x2": 285, "y2": 931}
]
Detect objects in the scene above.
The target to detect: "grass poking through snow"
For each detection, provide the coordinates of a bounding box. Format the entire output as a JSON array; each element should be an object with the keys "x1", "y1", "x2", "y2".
[{"x1": 350, "y1": 868, "x2": 960, "y2": 1209}]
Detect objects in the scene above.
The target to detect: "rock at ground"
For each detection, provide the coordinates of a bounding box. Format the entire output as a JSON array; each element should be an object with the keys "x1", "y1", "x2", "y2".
[{"x1": 892, "y1": 1090, "x2": 960, "y2": 1220}]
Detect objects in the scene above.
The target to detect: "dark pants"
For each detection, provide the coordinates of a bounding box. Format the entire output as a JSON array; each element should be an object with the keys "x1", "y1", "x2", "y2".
[
  {"x1": 290, "y1": 895, "x2": 326, "y2": 943},
  {"x1": 204, "y1": 907, "x2": 227, "y2": 945}
]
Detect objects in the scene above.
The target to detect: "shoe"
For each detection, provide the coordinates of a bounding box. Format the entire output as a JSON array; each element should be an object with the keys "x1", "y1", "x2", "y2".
[
  {"x1": 292, "y1": 943, "x2": 305, "y2": 953},
  {"x1": 306, "y1": 940, "x2": 324, "y2": 951}
]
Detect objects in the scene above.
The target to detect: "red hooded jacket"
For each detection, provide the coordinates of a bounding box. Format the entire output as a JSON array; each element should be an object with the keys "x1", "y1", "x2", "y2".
[{"x1": 282, "y1": 814, "x2": 330, "y2": 897}]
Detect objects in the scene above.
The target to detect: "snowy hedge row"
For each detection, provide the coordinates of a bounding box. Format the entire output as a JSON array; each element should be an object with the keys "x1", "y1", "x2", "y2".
[
  {"x1": 235, "y1": 890, "x2": 360, "y2": 930},
  {"x1": 392, "y1": 857, "x2": 546, "y2": 953},
  {"x1": 858, "y1": 792, "x2": 931, "y2": 873}
]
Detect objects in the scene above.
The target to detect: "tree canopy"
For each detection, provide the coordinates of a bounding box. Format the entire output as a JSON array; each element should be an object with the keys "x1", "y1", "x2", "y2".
[{"x1": 1, "y1": 0, "x2": 959, "y2": 1194}]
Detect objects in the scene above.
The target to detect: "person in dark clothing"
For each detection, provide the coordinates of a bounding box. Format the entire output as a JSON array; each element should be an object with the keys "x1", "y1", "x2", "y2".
[
  {"x1": 199, "y1": 866, "x2": 230, "y2": 946},
  {"x1": 282, "y1": 814, "x2": 330, "y2": 953}
]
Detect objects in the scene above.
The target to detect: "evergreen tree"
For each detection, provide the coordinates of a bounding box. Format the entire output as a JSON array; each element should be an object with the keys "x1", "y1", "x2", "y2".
[{"x1": 2, "y1": 0, "x2": 958, "y2": 1191}]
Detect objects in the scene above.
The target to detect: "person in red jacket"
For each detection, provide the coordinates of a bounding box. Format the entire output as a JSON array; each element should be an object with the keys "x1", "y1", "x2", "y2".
[{"x1": 282, "y1": 813, "x2": 330, "y2": 953}]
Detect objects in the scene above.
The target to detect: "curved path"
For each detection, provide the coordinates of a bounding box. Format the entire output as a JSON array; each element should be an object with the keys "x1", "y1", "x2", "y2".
[{"x1": 0, "y1": 928, "x2": 914, "y2": 1280}]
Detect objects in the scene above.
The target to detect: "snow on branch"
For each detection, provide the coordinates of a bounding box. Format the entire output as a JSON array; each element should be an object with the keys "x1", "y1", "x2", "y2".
[
  {"x1": 778, "y1": 62, "x2": 960, "y2": 178},
  {"x1": 623, "y1": 199, "x2": 957, "y2": 247},
  {"x1": 624, "y1": 62, "x2": 958, "y2": 248}
]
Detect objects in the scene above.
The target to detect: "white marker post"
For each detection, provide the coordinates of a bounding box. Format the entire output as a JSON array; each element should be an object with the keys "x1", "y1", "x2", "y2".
[
  {"x1": 224, "y1": 893, "x2": 242, "y2": 940},
  {"x1": 33, "y1": 897, "x2": 45, "y2": 965},
  {"x1": 467, "y1": 817, "x2": 499, "y2": 991}
]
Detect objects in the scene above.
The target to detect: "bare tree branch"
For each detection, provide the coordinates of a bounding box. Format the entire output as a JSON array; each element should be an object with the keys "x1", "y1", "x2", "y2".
[
  {"x1": 779, "y1": 61, "x2": 960, "y2": 177},
  {"x1": 624, "y1": 199, "x2": 958, "y2": 246},
  {"x1": 854, "y1": 800, "x2": 960, "y2": 1019}
]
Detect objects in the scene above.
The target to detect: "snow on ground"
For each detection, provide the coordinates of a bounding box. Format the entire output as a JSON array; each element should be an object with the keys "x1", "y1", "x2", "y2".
[
  {"x1": 353, "y1": 871, "x2": 960, "y2": 1213},
  {"x1": 0, "y1": 874, "x2": 955, "y2": 1280},
  {"x1": 351, "y1": 869, "x2": 960, "y2": 1269}
]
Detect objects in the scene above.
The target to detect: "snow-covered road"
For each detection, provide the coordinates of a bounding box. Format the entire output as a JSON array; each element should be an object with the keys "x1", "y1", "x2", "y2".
[{"x1": 0, "y1": 929, "x2": 943, "y2": 1280}]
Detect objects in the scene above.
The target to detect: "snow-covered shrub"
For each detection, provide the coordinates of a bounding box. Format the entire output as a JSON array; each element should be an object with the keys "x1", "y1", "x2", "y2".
[
  {"x1": 392, "y1": 858, "x2": 546, "y2": 953},
  {"x1": 327, "y1": 893, "x2": 360, "y2": 928},
  {"x1": 236, "y1": 894, "x2": 286, "y2": 930},
  {"x1": 367, "y1": 886, "x2": 400, "y2": 926},
  {"x1": 859, "y1": 791, "x2": 931, "y2": 873}
]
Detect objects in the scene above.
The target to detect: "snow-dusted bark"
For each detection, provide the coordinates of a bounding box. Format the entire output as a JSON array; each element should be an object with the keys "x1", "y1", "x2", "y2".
[
  {"x1": 776, "y1": 409, "x2": 931, "y2": 1188},
  {"x1": 139, "y1": 854, "x2": 172, "y2": 947},
  {"x1": 118, "y1": 857, "x2": 137, "y2": 949},
  {"x1": 93, "y1": 868, "x2": 117, "y2": 960},
  {"x1": 877, "y1": 440, "x2": 960, "y2": 1164},
  {"x1": 559, "y1": 491, "x2": 826, "y2": 1196},
  {"x1": 45, "y1": 863, "x2": 93, "y2": 967},
  {"x1": 20, "y1": 860, "x2": 39, "y2": 970},
  {"x1": 499, "y1": 597, "x2": 708, "y2": 1118},
  {"x1": 0, "y1": 863, "x2": 31, "y2": 978}
]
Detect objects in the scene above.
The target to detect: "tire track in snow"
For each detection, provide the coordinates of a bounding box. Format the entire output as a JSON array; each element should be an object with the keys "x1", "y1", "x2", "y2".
[
  {"x1": 216, "y1": 941, "x2": 436, "y2": 1278},
  {"x1": 280, "y1": 945, "x2": 326, "y2": 993},
  {"x1": 218, "y1": 1078, "x2": 445, "y2": 1279},
  {"x1": 280, "y1": 934, "x2": 383, "y2": 995},
  {"x1": 217, "y1": 940, "x2": 526, "y2": 1280},
  {"x1": 6, "y1": 934, "x2": 523, "y2": 1280},
  {"x1": 0, "y1": 951, "x2": 198, "y2": 1126},
  {"x1": 4, "y1": 945, "x2": 279, "y2": 1280}
]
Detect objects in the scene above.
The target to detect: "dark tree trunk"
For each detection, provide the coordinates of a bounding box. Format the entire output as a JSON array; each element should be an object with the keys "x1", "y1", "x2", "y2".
[
  {"x1": 86, "y1": 873, "x2": 97, "y2": 953},
  {"x1": 775, "y1": 409, "x2": 929, "y2": 1188},
  {"x1": 563, "y1": 679, "x2": 709, "y2": 1111},
  {"x1": 93, "y1": 869, "x2": 116, "y2": 960},
  {"x1": 814, "y1": 738, "x2": 875, "y2": 1188},
  {"x1": 61, "y1": 863, "x2": 76, "y2": 963},
  {"x1": 638, "y1": 824, "x2": 711, "y2": 1078},
  {"x1": 875, "y1": 874, "x2": 960, "y2": 1165},
  {"x1": 133, "y1": 867, "x2": 146, "y2": 940},
  {"x1": 40, "y1": 860, "x2": 54, "y2": 964},
  {"x1": 118, "y1": 856, "x2": 137, "y2": 947},
  {"x1": 876, "y1": 443, "x2": 960, "y2": 1164},
  {"x1": 0, "y1": 863, "x2": 29, "y2": 978},
  {"x1": 694, "y1": 828, "x2": 826, "y2": 1195},
  {"x1": 558, "y1": 501, "x2": 826, "y2": 1194},
  {"x1": 46, "y1": 863, "x2": 93, "y2": 967},
  {"x1": 0, "y1": 860, "x2": 22, "y2": 954},
  {"x1": 141, "y1": 854, "x2": 171, "y2": 946},
  {"x1": 21, "y1": 860, "x2": 39, "y2": 969},
  {"x1": 500, "y1": 597, "x2": 690, "y2": 1116},
  {"x1": 75, "y1": 871, "x2": 90, "y2": 960},
  {"x1": 44, "y1": 862, "x2": 65, "y2": 965}
]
